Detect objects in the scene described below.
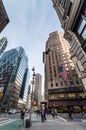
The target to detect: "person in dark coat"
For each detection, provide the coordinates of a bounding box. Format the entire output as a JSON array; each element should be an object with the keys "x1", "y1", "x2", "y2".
[
  {"x1": 68, "y1": 108, "x2": 73, "y2": 120},
  {"x1": 40, "y1": 109, "x2": 46, "y2": 122},
  {"x1": 20, "y1": 110, "x2": 25, "y2": 126}
]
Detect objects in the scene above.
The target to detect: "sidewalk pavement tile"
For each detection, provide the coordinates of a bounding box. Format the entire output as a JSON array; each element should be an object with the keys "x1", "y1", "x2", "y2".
[
  {"x1": 0, "y1": 120, "x2": 20, "y2": 130},
  {"x1": 0, "y1": 119, "x2": 41, "y2": 130}
]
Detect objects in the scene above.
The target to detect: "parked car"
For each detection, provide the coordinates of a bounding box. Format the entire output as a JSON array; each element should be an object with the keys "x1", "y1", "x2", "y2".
[{"x1": 8, "y1": 109, "x2": 17, "y2": 114}]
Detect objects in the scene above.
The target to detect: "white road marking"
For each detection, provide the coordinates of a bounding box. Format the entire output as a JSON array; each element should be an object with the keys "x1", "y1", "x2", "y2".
[
  {"x1": 81, "y1": 119, "x2": 86, "y2": 122},
  {"x1": 57, "y1": 116, "x2": 67, "y2": 122},
  {"x1": 0, "y1": 119, "x2": 16, "y2": 126}
]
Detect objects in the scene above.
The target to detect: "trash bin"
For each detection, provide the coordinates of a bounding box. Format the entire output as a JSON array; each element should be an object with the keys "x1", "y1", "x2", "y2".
[{"x1": 25, "y1": 119, "x2": 31, "y2": 128}]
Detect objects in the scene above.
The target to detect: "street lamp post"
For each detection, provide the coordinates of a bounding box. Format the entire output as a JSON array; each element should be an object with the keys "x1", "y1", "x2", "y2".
[
  {"x1": 31, "y1": 67, "x2": 36, "y2": 108},
  {"x1": 29, "y1": 66, "x2": 35, "y2": 124}
]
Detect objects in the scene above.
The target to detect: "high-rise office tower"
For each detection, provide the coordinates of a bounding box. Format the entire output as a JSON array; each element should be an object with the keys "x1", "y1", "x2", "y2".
[
  {"x1": 0, "y1": 0, "x2": 9, "y2": 33},
  {"x1": 52, "y1": 0, "x2": 86, "y2": 90},
  {"x1": 0, "y1": 37, "x2": 7, "y2": 56},
  {"x1": 34, "y1": 73, "x2": 42, "y2": 107},
  {"x1": 44, "y1": 31, "x2": 86, "y2": 111},
  {"x1": 0, "y1": 47, "x2": 29, "y2": 112}
]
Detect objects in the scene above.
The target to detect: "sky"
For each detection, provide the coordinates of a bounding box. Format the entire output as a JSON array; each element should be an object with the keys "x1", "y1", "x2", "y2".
[{"x1": 1, "y1": 0, "x2": 63, "y2": 92}]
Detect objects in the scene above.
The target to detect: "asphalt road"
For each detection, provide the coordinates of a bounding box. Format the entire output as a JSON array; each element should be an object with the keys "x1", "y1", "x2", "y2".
[
  {"x1": 0, "y1": 113, "x2": 86, "y2": 130},
  {"x1": 57, "y1": 113, "x2": 86, "y2": 122}
]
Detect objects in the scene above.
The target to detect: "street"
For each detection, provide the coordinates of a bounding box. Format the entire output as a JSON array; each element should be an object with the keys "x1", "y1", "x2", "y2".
[
  {"x1": 57, "y1": 113, "x2": 86, "y2": 122},
  {"x1": 0, "y1": 113, "x2": 86, "y2": 130},
  {"x1": 20, "y1": 121, "x2": 86, "y2": 130}
]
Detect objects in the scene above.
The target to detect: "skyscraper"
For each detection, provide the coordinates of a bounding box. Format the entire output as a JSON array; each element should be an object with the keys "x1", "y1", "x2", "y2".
[
  {"x1": 0, "y1": 0, "x2": 9, "y2": 33},
  {"x1": 34, "y1": 73, "x2": 42, "y2": 107},
  {"x1": 52, "y1": 0, "x2": 86, "y2": 90},
  {"x1": 0, "y1": 47, "x2": 29, "y2": 112},
  {"x1": 44, "y1": 31, "x2": 86, "y2": 111},
  {"x1": 0, "y1": 37, "x2": 7, "y2": 56}
]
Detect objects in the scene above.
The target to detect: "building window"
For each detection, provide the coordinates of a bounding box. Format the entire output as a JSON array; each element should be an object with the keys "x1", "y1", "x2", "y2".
[
  {"x1": 50, "y1": 70, "x2": 52, "y2": 74},
  {"x1": 82, "y1": 27, "x2": 86, "y2": 40},
  {"x1": 58, "y1": 0, "x2": 61, "y2": 4},
  {"x1": 77, "y1": 16, "x2": 86, "y2": 40},
  {"x1": 60, "y1": 81, "x2": 63, "y2": 86},
  {"x1": 78, "y1": 19, "x2": 85, "y2": 34},
  {"x1": 67, "y1": 2, "x2": 72, "y2": 16},
  {"x1": 76, "y1": 80, "x2": 79, "y2": 85},
  {"x1": 63, "y1": 0, "x2": 67, "y2": 9},
  {"x1": 55, "y1": 74, "x2": 57, "y2": 77},
  {"x1": 51, "y1": 83, "x2": 53, "y2": 87},
  {"x1": 70, "y1": 80, "x2": 74, "y2": 85},
  {"x1": 56, "y1": 83, "x2": 58, "y2": 87},
  {"x1": 50, "y1": 78, "x2": 52, "y2": 82}
]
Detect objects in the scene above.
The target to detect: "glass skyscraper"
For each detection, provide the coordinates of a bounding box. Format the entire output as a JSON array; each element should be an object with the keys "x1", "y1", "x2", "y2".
[
  {"x1": 0, "y1": 47, "x2": 29, "y2": 112},
  {"x1": 0, "y1": 37, "x2": 7, "y2": 56}
]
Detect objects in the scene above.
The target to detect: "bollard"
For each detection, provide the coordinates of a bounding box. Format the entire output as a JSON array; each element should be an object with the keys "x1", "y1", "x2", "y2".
[{"x1": 25, "y1": 119, "x2": 31, "y2": 128}]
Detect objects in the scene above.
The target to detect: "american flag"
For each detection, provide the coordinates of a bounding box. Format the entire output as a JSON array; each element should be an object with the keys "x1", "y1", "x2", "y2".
[{"x1": 59, "y1": 65, "x2": 68, "y2": 81}]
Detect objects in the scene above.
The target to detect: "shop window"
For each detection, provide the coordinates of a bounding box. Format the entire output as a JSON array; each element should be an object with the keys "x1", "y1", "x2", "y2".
[
  {"x1": 68, "y1": 93, "x2": 75, "y2": 98},
  {"x1": 50, "y1": 95, "x2": 55, "y2": 100},
  {"x1": 58, "y1": 94, "x2": 64, "y2": 99}
]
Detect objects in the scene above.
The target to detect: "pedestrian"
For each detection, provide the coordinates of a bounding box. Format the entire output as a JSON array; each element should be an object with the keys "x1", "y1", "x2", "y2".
[
  {"x1": 68, "y1": 108, "x2": 73, "y2": 120},
  {"x1": 40, "y1": 109, "x2": 46, "y2": 122},
  {"x1": 54, "y1": 109, "x2": 57, "y2": 117},
  {"x1": 19, "y1": 110, "x2": 25, "y2": 126},
  {"x1": 51, "y1": 110, "x2": 55, "y2": 119},
  {"x1": 44, "y1": 109, "x2": 46, "y2": 121}
]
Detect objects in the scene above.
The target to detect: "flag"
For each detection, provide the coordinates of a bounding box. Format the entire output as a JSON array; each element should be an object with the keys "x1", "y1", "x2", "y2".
[{"x1": 59, "y1": 65, "x2": 68, "y2": 81}]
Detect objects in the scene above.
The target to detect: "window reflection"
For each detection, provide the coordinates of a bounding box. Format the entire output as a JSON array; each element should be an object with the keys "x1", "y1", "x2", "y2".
[
  {"x1": 78, "y1": 19, "x2": 86, "y2": 34},
  {"x1": 82, "y1": 27, "x2": 86, "y2": 40}
]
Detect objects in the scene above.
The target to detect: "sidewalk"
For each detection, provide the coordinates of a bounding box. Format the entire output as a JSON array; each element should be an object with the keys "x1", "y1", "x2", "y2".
[
  {"x1": 20, "y1": 122, "x2": 73, "y2": 130},
  {"x1": 0, "y1": 119, "x2": 75, "y2": 130},
  {"x1": 0, "y1": 117, "x2": 41, "y2": 130},
  {"x1": 0, "y1": 120, "x2": 19, "y2": 130},
  {"x1": 0, "y1": 113, "x2": 86, "y2": 130},
  {"x1": 0, "y1": 119, "x2": 86, "y2": 130}
]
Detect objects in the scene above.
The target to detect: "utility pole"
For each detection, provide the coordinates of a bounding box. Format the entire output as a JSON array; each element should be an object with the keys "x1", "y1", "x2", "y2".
[{"x1": 29, "y1": 67, "x2": 35, "y2": 125}]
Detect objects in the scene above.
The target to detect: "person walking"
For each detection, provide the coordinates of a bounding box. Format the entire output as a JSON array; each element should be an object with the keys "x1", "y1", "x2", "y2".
[
  {"x1": 54, "y1": 109, "x2": 57, "y2": 117},
  {"x1": 68, "y1": 108, "x2": 73, "y2": 120},
  {"x1": 40, "y1": 109, "x2": 46, "y2": 122},
  {"x1": 19, "y1": 110, "x2": 25, "y2": 126},
  {"x1": 51, "y1": 109, "x2": 55, "y2": 119}
]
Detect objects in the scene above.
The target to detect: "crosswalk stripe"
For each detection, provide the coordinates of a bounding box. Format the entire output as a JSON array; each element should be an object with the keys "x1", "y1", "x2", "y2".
[
  {"x1": 57, "y1": 116, "x2": 67, "y2": 122},
  {"x1": 0, "y1": 119, "x2": 16, "y2": 126},
  {"x1": 81, "y1": 119, "x2": 86, "y2": 122},
  {"x1": 30, "y1": 114, "x2": 67, "y2": 123}
]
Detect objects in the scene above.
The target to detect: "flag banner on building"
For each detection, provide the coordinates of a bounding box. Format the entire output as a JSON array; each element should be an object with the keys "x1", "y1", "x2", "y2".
[{"x1": 59, "y1": 65, "x2": 68, "y2": 81}]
